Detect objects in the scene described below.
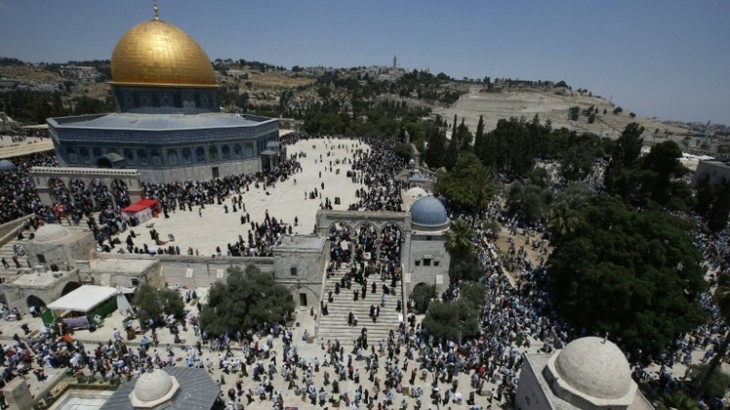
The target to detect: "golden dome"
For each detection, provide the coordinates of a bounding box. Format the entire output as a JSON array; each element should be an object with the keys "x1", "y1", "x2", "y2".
[{"x1": 110, "y1": 19, "x2": 216, "y2": 88}]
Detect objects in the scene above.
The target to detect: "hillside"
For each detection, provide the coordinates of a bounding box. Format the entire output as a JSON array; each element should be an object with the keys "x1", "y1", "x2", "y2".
[
  {"x1": 434, "y1": 85, "x2": 690, "y2": 140},
  {"x1": 3, "y1": 58, "x2": 720, "y2": 155}
]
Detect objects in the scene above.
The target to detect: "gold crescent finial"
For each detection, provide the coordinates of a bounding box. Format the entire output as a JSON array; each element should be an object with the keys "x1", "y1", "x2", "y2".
[{"x1": 153, "y1": 0, "x2": 160, "y2": 20}]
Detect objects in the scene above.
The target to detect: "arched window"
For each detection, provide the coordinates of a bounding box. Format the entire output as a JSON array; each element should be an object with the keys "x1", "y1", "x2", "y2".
[
  {"x1": 233, "y1": 144, "x2": 242, "y2": 158},
  {"x1": 222, "y1": 145, "x2": 231, "y2": 160},
  {"x1": 167, "y1": 149, "x2": 178, "y2": 166},
  {"x1": 182, "y1": 148, "x2": 192, "y2": 164},
  {"x1": 66, "y1": 147, "x2": 78, "y2": 163},
  {"x1": 245, "y1": 143, "x2": 254, "y2": 158},
  {"x1": 151, "y1": 149, "x2": 162, "y2": 166},
  {"x1": 209, "y1": 146, "x2": 219, "y2": 161},
  {"x1": 92, "y1": 147, "x2": 102, "y2": 159},
  {"x1": 80, "y1": 147, "x2": 90, "y2": 163},
  {"x1": 196, "y1": 147, "x2": 205, "y2": 162},
  {"x1": 137, "y1": 149, "x2": 148, "y2": 165}
]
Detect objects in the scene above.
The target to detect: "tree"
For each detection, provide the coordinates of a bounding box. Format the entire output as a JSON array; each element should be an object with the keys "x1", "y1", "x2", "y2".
[
  {"x1": 423, "y1": 299, "x2": 481, "y2": 340},
  {"x1": 549, "y1": 182, "x2": 594, "y2": 236},
  {"x1": 506, "y1": 182, "x2": 552, "y2": 224},
  {"x1": 200, "y1": 265, "x2": 294, "y2": 336},
  {"x1": 548, "y1": 195, "x2": 707, "y2": 352},
  {"x1": 691, "y1": 363, "x2": 730, "y2": 400},
  {"x1": 444, "y1": 219, "x2": 481, "y2": 283},
  {"x1": 133, "y1": 283, "x2": 186, "y2": 326},
  {"x1": 568, "y1": 106, "x2": 580, "y2": 121},
  {"x1": 411, "y1": 284, "x2": 436, "y2": 313},
  {"x1": 473, "y1": 115, "x2": 486, "y2": 160},
  {"x1": 435, "y1": 152, "x2": 496, "y2": 210},
  {"x1": 443, "y1": 130, "x2": 460, "y2": 171},
  {"x1": 604, "y1": 123, "x2": 644, "y2": 201},
  {"x1": 424, "y1": 127, "x2": 447, "y2": 169},
  {"x1": 657, "y1": 392, "x2": 699, "y2": 410},
  {"x1": 459, "y1": 282, "x2": 485, "y2": 308},
  {"x1": 640, "y1": 141, "x2": 688, "y2": 202}
]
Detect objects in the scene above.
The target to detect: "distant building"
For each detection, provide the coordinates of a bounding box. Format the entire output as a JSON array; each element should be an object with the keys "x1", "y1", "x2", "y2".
[{"x1": 693, "y1": 160, "x2": 730, "y2": 186}]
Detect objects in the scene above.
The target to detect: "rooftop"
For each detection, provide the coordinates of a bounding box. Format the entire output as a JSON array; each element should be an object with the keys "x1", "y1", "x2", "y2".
[{"x1": 48, "y1": 112, "x2": 274, "y2": 131}]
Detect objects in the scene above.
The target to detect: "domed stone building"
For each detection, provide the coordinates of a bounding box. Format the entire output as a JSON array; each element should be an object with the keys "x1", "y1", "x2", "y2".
[
  {"x1": 406, "y1": 195, "x2": 451, "y2": 295},
  {"x1": 47, "y1": 10, "x2": 280, "y2": 184},
  {"x1": 100, "y1": 367, "x2": 218, "y2": 409},
  {"x1": 515, "y1": 336, "x2": 654, "y2": 410}
]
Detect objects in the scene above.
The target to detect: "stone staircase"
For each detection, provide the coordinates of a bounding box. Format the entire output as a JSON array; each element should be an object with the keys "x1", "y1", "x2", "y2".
[{"x1": 317, "y1": 265, "x2": 402, "y2": 344}]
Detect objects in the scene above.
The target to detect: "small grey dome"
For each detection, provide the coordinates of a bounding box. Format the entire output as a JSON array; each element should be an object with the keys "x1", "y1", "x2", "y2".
[
  {"x1": 34, "y1": 224, "x2": 70, "y2": 242},
  {"x1": 410, "y1": 196, "x2": 448, "y2": 229},
  {"x1": 405, "y1": 187, "x2": 427, "y2": 199}
]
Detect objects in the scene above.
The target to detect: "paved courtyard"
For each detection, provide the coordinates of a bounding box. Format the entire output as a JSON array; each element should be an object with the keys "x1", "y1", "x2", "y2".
[{"x1": 119, "y1": 137, "x2": 370, "y2": 256}]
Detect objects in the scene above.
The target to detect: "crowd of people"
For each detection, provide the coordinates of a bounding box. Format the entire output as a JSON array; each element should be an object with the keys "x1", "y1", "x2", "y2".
[{"x1": 2, "y1": 130, "x2": 730, "y2": 409}]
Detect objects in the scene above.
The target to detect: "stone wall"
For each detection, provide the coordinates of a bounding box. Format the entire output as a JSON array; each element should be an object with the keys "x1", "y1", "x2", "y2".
[
  {"x1": 23, "y1": 231, "x2": 96, "y2": 271},
  {"x1": 141, "y1": 158, "x2": 261, "y2": 184},
  {"x1": 4, "y1": 269, "x2": 82, "y2": 310},
  {"x1": 406, "y1": 234, "x2": 450, "y2": 295}
]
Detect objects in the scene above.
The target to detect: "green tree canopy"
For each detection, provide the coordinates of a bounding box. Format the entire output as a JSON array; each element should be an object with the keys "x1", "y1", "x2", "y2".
[
  {"x1": 422, "y1": 298, "x2": 481, "y2": 340},
  {"x1": 133, "y1": 283, "x2": 186, "y2": 325},
  {"x1": 506, "y1": 181, "x2": 553, "y2": 224},
  {"x1": 200, "y1": 265, "x2": 294, "y2": 336},
  {"x1": 435, "y1": 152, "x2": 496, "y2": 211},
  {"x1": 444, "y1": 219, "x2": 481, "y2": 283},
  {"x1": 548, "y1": 195, "x2": 707, "y2": 352}
]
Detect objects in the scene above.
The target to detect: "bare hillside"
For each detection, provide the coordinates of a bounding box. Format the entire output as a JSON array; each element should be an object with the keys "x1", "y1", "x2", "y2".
[{"x1": 434, "y1": 85, "x2": 690, "y2": 139}]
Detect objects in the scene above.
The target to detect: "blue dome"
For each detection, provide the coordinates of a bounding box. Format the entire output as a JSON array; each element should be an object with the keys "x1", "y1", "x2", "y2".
[
  {"x1": 410, "y1": 196, "x2": 449, "y2": 229},
  {"x1": 0, "y1": 159, "x2": 15, "y2": 171}
]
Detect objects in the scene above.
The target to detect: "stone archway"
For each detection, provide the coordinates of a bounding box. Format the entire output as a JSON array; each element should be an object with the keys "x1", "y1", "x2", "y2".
[
  {"x1": 47, "y1": 177, "x2": 69, "y2": 205},
  {"x1": 26, "y1": 295, "x2": 47, "y2": 310},
  {"x1": 91, "y1": 178, "x2": 113, "y2": 211},
  {"x1": 352, "y1": 222, "x2": 379, "y2": 271},
  {"x1": 328, "y1": 222, "x2": 353, "y2": 264},
  {"x1": 287, "y1": 284, "x2": 319, "y2": 308},
  {"x1": 111, "y1": 179, "x2": 131, "y2": 208},
  {"x1": 61, "y1": 281, "x2": 81, "y2": 296},
  {"x1": 30, "y1": 167, "x2": 144, "y2": 207},
  {"x1": 70, "y1": 178, "x2": 94, "y2": 215},
  {"x1": 379, "y1": 223, "x2": 403, "y2": 271}
]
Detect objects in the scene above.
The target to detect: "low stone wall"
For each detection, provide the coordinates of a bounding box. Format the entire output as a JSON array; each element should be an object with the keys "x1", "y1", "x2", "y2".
[
  {"x1": 96, "y1": 253, "x2": 275, "y2": 288},
  {"x1": 0, "y1": 215, "x2": 32, "y2": 248}
]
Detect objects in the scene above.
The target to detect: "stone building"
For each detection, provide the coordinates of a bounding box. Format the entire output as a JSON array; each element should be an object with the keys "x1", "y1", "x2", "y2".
[
  {"x1": 46, "y1": 12, "x2": 280, "y2": 184},
  {"x1": 3, "y1": 224, "x2": 159, "y2": 310},
  {"x1": 405, "y1": 196, "x2": 451, "y2": 295},
  {"x1": 693, "y1": 160, "x2": 730, "y2": 187},
  {"x1": 515, "y1": 336, "x2": 654, "y2": 410},
  {"x1": 23, "y1": 224, "x2": 96, "y2": 271}
]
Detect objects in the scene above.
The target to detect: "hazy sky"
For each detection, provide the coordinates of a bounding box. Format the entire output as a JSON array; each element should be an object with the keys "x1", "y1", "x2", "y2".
[{"x1": 1, "y1": 0, "x2": 728, "y2": 125}]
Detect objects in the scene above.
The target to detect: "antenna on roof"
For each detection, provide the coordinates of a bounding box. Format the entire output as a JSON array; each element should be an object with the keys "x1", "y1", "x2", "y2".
[{"x1": 153, "y1": 0, "x2": 160, "y2": 20}]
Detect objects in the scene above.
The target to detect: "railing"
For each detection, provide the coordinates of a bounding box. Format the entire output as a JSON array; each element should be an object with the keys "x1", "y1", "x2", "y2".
[
  {"x1": 314, "y1": 238, "x2": 331, "y2": 338},
  {"x1": 30, "y1": 166, "x2": 141, "y2": 177},
  {"x1": 400, "y1": 263, "x2": 408, "y2": 324},
  {"x1": 32, "y1": 372, "x2": 123, "y2": 410}
]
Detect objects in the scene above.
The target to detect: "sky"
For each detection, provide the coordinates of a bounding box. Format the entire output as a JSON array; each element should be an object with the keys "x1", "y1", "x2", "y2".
[{"x1": 0, "y1": 0, "x2": 728, "y2": 125}]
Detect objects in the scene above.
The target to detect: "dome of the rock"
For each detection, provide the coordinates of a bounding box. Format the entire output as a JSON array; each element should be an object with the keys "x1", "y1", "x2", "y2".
[{"x1": 110, "y1": 19, "x2": 216, "y2": 87}]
